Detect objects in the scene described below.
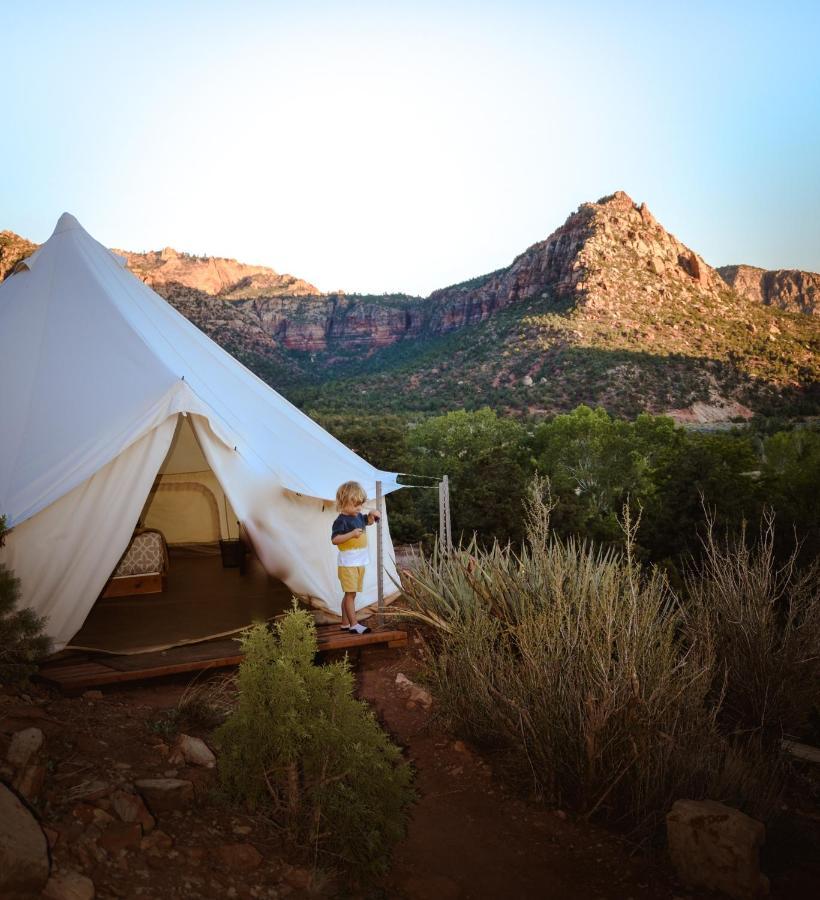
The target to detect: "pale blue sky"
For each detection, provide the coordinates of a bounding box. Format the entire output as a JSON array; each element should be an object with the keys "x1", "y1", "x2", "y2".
[{"x1": 2, "y1": 0, "x2": 818, "y2": 295}]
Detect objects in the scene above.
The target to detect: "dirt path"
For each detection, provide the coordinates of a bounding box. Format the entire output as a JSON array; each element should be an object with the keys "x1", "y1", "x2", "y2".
[
  {"x1": 356, "y1": 645, "x2": 677, "y2": 900},
  {"x1": 4, "y1": 638, "x2": 817, "y2": 898}
]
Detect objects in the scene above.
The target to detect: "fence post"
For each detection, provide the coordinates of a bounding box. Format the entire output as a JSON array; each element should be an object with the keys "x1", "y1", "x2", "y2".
[
  {"x1": 439, "y1": 474, "x2": 452, "y2": 554},
  {"x1": 376, "y1": 480, "x2": 384, "y2": 628}
]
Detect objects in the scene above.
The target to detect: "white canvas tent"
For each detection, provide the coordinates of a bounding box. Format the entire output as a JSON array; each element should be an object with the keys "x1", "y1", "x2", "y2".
[{"x1": 0, "y1": 213, "x2": 402, "y2": 652}]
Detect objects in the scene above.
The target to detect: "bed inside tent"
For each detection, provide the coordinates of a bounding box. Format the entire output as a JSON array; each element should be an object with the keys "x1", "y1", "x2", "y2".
[{"x1": 68, "y1": 414, "x2": 293, "y2": 654}]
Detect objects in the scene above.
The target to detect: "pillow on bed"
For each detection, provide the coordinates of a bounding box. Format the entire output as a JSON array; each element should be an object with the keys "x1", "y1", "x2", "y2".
[{"x1": 114, "y1": 531, "x2": 167, "y2": 577}]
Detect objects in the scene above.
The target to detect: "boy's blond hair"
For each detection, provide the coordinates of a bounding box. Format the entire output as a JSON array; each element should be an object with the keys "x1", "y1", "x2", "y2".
[{"x1": 335, "y1": 480, "x2": 367, "y2": 512}]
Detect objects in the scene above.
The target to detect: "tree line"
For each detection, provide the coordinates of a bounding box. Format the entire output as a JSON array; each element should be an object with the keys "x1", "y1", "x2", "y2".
[{"x1": 313, "y1": 405, "x2": 820, "y2": 573}]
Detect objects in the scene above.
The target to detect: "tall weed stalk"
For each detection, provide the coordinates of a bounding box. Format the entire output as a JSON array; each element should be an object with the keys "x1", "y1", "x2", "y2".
[
  {"x1": 684, "y1": 510, "x2": 820, "y2": 742},
  {"x1": 401, "y1": 478, "x2": 785, "y2": 835}
]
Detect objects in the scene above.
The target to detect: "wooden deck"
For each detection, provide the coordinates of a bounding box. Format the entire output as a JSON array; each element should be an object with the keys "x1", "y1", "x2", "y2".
[{"x1": 38, "y1": 625, "x2": 407, "y2": 694}]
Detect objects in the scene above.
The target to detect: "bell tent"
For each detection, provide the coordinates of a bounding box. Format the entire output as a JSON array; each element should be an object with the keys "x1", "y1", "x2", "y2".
[{"x1": 0, "y1": 213, "x2": 402, "y2": 652}]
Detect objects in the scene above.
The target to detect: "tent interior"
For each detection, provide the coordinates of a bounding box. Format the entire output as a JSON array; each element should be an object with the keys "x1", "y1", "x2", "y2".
[{"x1": 68, "y1": 414, "x2": 293, "y2": 654}]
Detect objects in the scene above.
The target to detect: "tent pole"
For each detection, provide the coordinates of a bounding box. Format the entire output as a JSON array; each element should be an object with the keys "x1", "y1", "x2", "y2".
[{"x1": 376, "y1": 480, "x2": 384, "y2": 628}]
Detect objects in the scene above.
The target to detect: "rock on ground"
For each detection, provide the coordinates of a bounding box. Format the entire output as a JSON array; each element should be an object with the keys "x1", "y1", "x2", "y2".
[
  {"x1": 395, "y1": 672, "x2": 433, "y2": 709},
  {"x1": 169, "y1": 733, "x2": 217, "y2": 768},
  {"x1": 110, "y1": 789, "x2": 156, "y2": 833},
  {"x1": 141, "y1": 829, "x2": 174, "y2": 854},
  {"x1": 7, "y1": 726, "x2": 44, "y2": 768},
  {"x1": 0, "y1": 782, "x2": 50, "y2": 896},
  {"x1": 666, "y1": 799, "x2": 769, "y2": 899},
  {"x1": 134, "y1": 778, "x2": 195, "y2": 814},
  {"x1": 42, "y1": 870, "x2": 96, "y2": 900},
  {"x1": 13, "y1": 762, "x2": 47, "y2": 802}
]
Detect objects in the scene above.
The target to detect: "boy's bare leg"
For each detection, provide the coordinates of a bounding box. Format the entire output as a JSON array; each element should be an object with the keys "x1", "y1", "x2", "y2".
[{"x1": 342, "y1": 592, "x2": 357, "y2": 627}]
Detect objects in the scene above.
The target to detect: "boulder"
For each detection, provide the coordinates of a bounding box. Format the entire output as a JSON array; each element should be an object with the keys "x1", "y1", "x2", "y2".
[
  {"x1": 141, "y1": 829, "x2": 174, "y2": 854},
  {"x1": 678, "y1": 250, "x2": 711, "y2": 288},
  {"x1": 639, "y1": 202, "x2": 657, "y2": 228},
  {"x1": 91, "y1": 808, "x2": 116, "y2": 827},
  {"x1": 395, "y1": 673, "x2": 433, "y2": 709},
  {"x1": 110, "y1": 789, "x2": 156, "y2": 833},
  {"x1": 13, "y1": 762, "x2": 47, "y2": 802},
  {"x1": 42, "y1": 870, "x2": 96, "y2": 900},
  {"x1": 169, "y1": 734, "x2": 217, "y2": 768},
  {"x1": 666, "y1": 799, "x2": 769, "y2": 899},
  {"x1": 648, "y1": 256, "x2": 666, "y2": 276},
  {"x1": 7, "y1": 726, "x2": 44, "y2": 768},
  {"x1": 134, "y1": 778, "x2": 194, "y2": 814},
  {"x1": 0, "y1": 783, "x2": 50, "y2": 895}
]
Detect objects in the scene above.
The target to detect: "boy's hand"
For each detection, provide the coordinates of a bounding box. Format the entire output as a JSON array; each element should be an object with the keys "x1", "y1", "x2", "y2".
[
  {"x1": 352, "y1": 528, "x2": 363, "y2": 538},
  {"x1": 371, "y1": 510, "x2": 381, "y2": 522}
]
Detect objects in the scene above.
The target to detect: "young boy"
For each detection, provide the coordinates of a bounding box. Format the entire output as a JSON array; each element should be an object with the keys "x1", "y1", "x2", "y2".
[{"x1": 331, "y1": 480, "x2": 381, "y2": 634}]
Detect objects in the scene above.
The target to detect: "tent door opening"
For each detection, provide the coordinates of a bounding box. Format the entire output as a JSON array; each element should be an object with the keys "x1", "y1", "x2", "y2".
[
  {"x1": 66, "y1": 414, "x2": 292, "y2": 655},
  {"x1": 140, "y1": 414, "x2": 239, "y2": 550}
]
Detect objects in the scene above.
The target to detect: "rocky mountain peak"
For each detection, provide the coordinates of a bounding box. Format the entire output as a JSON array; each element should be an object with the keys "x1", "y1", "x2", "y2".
[
  {"x1": 575, "y1": 190, "x2": 726, "y2": 305},
  {"x1": 425, "y1": 189, "x2": 726, "y2": 331}
]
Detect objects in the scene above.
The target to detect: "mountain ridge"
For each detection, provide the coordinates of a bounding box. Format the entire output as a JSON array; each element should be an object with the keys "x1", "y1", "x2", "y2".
[
  {"x1": 718, "y1": 264, "x2": 818, "y2": 316},
  {"x1": 2, "y1": 194, "x2": 818, "y2": 421}
]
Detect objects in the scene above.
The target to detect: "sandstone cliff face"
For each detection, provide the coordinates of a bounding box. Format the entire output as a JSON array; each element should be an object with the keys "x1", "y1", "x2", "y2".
[
  {"x1": 228, "y1": 294, "x2": 426, "y2": 354},
  {"x1": 718, "y1": 264, "x2": 818, "y2": 315},
  {"x1": 223, "y1": 190, "x2": 730, "y2": 354},
  {"x1": 114, "y1": 246, "x2": 320, "y2": 298}
]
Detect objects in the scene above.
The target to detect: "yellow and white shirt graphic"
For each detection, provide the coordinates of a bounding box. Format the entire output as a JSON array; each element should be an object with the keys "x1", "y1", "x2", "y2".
[{"x1": 332, "y1": 513, "x2": 370, "y2": 566}]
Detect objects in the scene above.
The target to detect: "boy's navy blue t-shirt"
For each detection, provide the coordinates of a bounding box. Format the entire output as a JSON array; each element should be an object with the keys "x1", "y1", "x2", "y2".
[{"x1": 331, "y1": 513, "x2": 369, "y2": 539}]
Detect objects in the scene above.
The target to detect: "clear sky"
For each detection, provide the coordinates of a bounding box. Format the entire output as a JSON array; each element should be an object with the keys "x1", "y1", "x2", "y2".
[{"x1": 2, "y1": 0, "x2": 819, "y2": 296}]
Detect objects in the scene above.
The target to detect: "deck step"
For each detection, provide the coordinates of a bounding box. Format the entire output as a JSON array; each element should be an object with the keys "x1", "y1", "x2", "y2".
[{"x1": 38, "y1": 628, "x2": 407, "y2": 693}]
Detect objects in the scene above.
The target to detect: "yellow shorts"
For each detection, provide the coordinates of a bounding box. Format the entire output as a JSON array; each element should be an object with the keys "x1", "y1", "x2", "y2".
[{"x1": 338, "y1": 566, "x2": 365, "y2": 592}]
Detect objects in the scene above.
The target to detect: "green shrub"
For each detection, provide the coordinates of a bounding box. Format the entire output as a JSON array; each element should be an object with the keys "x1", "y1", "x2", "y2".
[
  {"x1": 401, "y1": 485, "x2": 783, "y2": 836},
  {"x1": 0, "y1": 515, "x2": 51, "y2": 683},
  {"x1": 215, "y1": 608, "x2": 414, "y2": 877}
]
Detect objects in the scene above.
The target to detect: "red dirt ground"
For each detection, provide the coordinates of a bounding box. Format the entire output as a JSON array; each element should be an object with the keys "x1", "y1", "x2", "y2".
[{"x1": 2, "y1": 635, "x2": 819, "y2": 899}]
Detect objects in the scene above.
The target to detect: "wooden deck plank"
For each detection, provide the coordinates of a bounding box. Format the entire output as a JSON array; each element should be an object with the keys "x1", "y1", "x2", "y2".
[
  {"x1": 315, "y1": 629, "x2": 406, "y2": 651},
  {"x1": 38, "y1": 654, "x2": 246, "y2": 692},
  {"x1": 38, "y1": 628, "x2": 407, "y2": 693},
  {"x1": 41, "y1": 664, "x2": 114, "y2": 677}
]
